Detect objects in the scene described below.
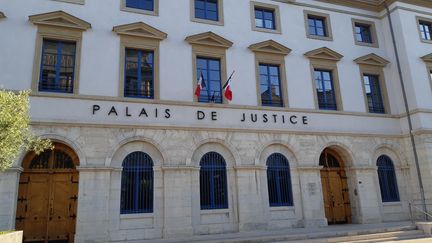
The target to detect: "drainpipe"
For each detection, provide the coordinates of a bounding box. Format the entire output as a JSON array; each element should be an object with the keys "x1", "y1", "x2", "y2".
[{"x1": 385, "y1": 3, "x2": 427, "y2": 219}]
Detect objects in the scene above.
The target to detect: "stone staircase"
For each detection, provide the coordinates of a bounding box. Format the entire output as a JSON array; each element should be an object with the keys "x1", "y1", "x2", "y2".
[
  {"x1": 136, "y1": 222, "x2": 432, "y2": 243},
  {"x1": 278, "y1": 228, "x2": 428, "y2": 243}
]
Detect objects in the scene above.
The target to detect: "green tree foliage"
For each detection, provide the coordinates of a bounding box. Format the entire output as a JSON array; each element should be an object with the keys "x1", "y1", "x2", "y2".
[{"x1": 0, "y1": 90, "x2": 53, "y2": 171}]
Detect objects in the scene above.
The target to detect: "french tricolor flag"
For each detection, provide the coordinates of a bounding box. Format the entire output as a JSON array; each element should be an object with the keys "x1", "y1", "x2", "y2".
[
  {"x1": 195, "y1": 72, "x2": 206, "y2": 98},
  {"x1": 223, "y1": 71, "x2": 235, "y2": 101}
]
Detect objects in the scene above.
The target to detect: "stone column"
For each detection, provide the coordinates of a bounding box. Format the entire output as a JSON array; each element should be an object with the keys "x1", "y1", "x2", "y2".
[
  {"x1": 162, "y1": 166, "x2": 194, "y2": 238},
  {"x1": 0, "y1": 167, "x2": 22, "y2": 230},
  {"x1": 297, "y1": 166, "x2": 327, "y2": 228},
  {"x1": 235, "y1": 166, "x2": 267, "y2": 231},
  {"x1": 349, "y1": 167, "x2": 382, "y2": 223},
  {"x1": 74, "y1": 167, "x2": 111, "y2": 243}
]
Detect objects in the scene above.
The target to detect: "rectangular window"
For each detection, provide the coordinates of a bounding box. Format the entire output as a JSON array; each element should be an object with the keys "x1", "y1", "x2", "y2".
[
  {"x1": 363, "y1": 74, "x2": 385, "y2": 114},
  {"x1": 124, "y1": 48, "x2": 154, "y2": 99},
  {"x1": 308, "y1": 16, "x2": 326, "y2": 37},
  {"x1": 355, "y1": 23, "x2": 372, "y2": 43},
  {"x1": 419, "y1": 21, "x2": 432, "y2": 41},
  {"x1": 315, "y1": 69, "x2": 337, "y2": 110},
  {"x1": 39, "y1": 39, "x2": 76, "y2": 93},
  {"x1": 195, "y1": 0, "x2": 218, "y2": 21},
  {"x1": 126, "y1": 0, "x2": 154, "y2": 11},
  {"x1": 259, "y1": 64, "x2": 283, "y2": 107},
  {"x1": 196, "y1": 57, "x2": 222, "y2": 103},
  {"x1": 255, "y1": 8, "x2": 275, "y2": 30}
]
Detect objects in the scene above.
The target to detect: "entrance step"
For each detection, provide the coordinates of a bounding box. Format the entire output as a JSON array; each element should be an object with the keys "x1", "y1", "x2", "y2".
[
  {"x1": 136, "y1": 222, "x2": 429, "y2": 243},
  {"x1": 280, "y1": 230, "x2": 429, "y2": 243}
]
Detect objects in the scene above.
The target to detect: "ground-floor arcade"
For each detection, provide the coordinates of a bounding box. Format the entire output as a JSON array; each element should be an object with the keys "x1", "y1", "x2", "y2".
[{"x1": 0, "y1": 125, "x2": 428, "y2": 243}]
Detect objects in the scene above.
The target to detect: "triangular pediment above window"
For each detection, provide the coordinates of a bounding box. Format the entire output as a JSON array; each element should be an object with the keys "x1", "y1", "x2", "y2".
[
  {"x1": 185, "y1": 32, "x2": 233, "y2": 49},
  {"x1": 0, "y1": 11, "x2": 5, "y2": 19},
  {"x1": 421, "y1": 53, "x2": 432, "y2": 63},
  {"x1": 354, "y1": 53, "x2": 390, "y2": 67},
  {"x1": 248, "y1": 40, "x2": 291, "y2": 56},
  {"x1": 113, "y1": 22, "x2": 167, "y2": 40},
  {"x1": 29, "y1": 11, "x2": 91, "y2": 30},
  {"x1": 304, "y1": 47, "x2": 343, "y2": 61}
]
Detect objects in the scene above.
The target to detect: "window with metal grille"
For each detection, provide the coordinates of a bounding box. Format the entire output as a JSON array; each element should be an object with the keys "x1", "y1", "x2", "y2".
[
  {"x1": 363, "y1": 74, "x2": 385, "y2": 114},
  {"x1": 259, "y1": 64, "x2": 283, "y2": 107},
  {"x1": 196, "y1": 57, "x2": 222, "y2": 103},
  {"x1": 377, "y1": 155, "x2": 400, "y2": 202},
  {"x1": 200, "y1": 152, "x2": 228, "y2": 210},
  {"x1": 195, "y1": 0, "x2": 218, "y2": 21},
  {"x1": 267, "y1": 153, "x2": 293, "y2": 207},
  {"x1": 315, "y1": 69, "x2": 337, "y2": 110},
  {"x1": 255, "y1": 8, "x2": 275, "y2": 30},
  {"x1": 419, "y1": 21, "x2": 432, "y2": 41},
  {"x1": 124, "y1": 48, "x2": 154, "y2": 99},
  {"x1": 121, "y1": 152, "x2": 154, "y2": 214},
  {"x1": 39, "y1": 39, "x2": 76, "y2": 93},
  {"x1": 355, "y1": 23, "x2": 373, "y2": 43},
  {"x1": 126, "y1": 0, "x2": 154, "y2": 11},
  {"x1": 308, "y1": 16, "x2": 327, "y2": 37}
]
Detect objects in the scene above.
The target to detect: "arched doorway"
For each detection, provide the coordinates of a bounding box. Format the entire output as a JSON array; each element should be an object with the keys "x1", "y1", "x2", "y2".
[
  {"x1": 319, "y1": 148, "x2": 352, "y2": 224},
  {"x1": 16, "y1": 143, "x2": 79, "y2": 243}
]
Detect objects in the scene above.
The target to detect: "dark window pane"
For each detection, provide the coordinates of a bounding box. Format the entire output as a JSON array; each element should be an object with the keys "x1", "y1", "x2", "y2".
[
  {"x1": 355, "y1": 23, "x2": 373, "y2": 43},
  {"x1": 419, "y1": 21, "x2": 432, "y2": 40},
  {"x1": 121, "y1": 152, "x2": 154, "y2": 214},
  {"x1": 259, "y1": 64, "x2": 283, "y2": 107},
  {"x1": 200, "y1": 152, "x2": 228, "y2": 210},
  {"x1": 39, "y1": 39, "x2": 76, "y2": 93},
  {"x1": 126, "y1": 0, "x2": 154, "y2": 11},
  {"x1": 363, "y1": 74, "x2": 385, "y2": 113},
  {"x1": 267, "y1": 153, "x2": 293, "y2": 207},
  {"x1": 308, "y1": 16, "x2": 327, "y2": 37},
  {"x1": 255, "y1": 8, "x2": 275, "y2": 30},
  {"x1": 315, "y1": 70, "x2": 337, "y2": 110},
  {"x1": 377, "y1": 155, "x2": 400, "y2": 202},
  {"x1": 196, "y1": 57, "x2": 222, "y2": 103},
  {"x1": 195, "y1": 0, "x2": 219, "y2": 21},
  {"x1": 124, "y1": 48, "x2": 154, "y2": 99}
]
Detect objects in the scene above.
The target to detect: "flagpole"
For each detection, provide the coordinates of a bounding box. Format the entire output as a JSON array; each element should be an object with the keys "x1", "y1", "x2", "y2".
[{"x1": 223, "y1": 71, "x2": 235, "y2": 89}]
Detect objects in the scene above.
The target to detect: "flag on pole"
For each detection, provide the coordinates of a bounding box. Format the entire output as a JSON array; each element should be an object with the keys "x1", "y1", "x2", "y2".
[
  {"x1": 195, "y1": 72, "x2": 206, "y2": 98},
  {"x1": 223, "y1": 71, "x2": 235, "y2": 101}
]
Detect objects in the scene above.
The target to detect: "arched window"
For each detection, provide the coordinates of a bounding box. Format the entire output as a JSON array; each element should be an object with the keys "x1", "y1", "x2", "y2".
[
  {"x1": 200, "y1": 152, "x2": 228, "y2": 210},
  {"x1": 121, "y1": 152, "x2": 154, "y2": 214},
  {"x1": 377, "y1": 155, "x2": 400, "y2": 202},
  {"x1": 267, "y1": 153, "x2": 293, "y2": 207}
]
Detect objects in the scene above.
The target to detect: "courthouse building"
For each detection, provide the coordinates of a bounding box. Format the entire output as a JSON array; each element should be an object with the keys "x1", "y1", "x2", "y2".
[{"x1": 1, "y1": 0, "x2": 432, "y2": 242}]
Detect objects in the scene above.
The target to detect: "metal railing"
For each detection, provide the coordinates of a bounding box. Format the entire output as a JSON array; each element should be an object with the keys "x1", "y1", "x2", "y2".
[{"x1": 409, "y1": 203, "x2": 432, "y2": 222}]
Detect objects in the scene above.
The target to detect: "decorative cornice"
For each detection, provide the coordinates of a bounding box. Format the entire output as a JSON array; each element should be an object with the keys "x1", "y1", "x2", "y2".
[
  {"x1": 314, "y1": 0, "x2": 432, "y2": 12},
  {"x1": 112, "y1": 22, "x2": 167, "y2": 40},
  {"x1": 304, "y1": 47, "x2": 344, "y2": 61},
  {"x1": 421, "y1": 53, "x2": 432, "y2": 63},
  {"x1": 29, "y1": 10, "x2": 91, "y2": 30},
  {"x1": 354, "y1": 53, "x2": 390, "y2": 67},
  {"x1": 248, "y1": 40, "x2": 292, "y2": 55},
  {"x1": 185, "y1": 31, "x2": 233, "y2": 49}
]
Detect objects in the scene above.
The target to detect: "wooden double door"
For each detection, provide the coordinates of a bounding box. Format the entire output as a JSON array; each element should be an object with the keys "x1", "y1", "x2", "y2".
[
  {"x1": 16, "y1": 144, "x2": 79, "y2": 243},
  {"x1": 320, "y1": 149, "x2": 352, "y2": 224}
]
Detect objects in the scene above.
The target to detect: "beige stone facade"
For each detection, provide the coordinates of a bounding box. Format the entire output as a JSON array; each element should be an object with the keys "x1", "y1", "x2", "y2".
[{"x1": 0, "y1": 124, "x2": 419, "y2": 241}]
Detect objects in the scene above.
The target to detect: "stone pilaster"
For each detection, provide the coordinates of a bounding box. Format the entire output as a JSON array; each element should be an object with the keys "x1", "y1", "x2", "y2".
[
  {"x1": 0, "y1": 167, "x2": 22, "y2": 230},
  {"x1": 235, "y1": 166, "x2": 268, "y2": 231},
  {"x1": 162, "y1": 166, "x2": 194, "y2": 238},
  {"x1": 297, "y1": 166, "x2": 327, "y2": 228},
  {"x1": 349, "y1": 166, "x2": 382, "y2": 223},
  {"x1": 74, "y1": 167, "x2": 111, "y2": 243}
]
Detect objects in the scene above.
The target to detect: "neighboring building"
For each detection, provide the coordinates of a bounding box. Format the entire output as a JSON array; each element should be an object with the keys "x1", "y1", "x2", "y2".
[{"x1": 0, "y1": 0, "x2": 432, "y2": 242}]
